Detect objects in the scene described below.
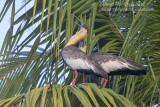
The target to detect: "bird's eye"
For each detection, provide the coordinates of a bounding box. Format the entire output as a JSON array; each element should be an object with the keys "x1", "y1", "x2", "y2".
[
  {"x1": 82, "y1": 24, "x2": 88, "y2": 33},
  {"x1": 82, "y1": 24, "x2": 88, "y2": 29}
]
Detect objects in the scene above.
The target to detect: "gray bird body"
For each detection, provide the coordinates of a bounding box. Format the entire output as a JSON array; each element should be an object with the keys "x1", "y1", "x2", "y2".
[
  {"x1": 79, "y1": 40, "x2": 146, "y2": 75},
  {"x1": 62, "y1": 46, "x2": 108, "y2": 79}
]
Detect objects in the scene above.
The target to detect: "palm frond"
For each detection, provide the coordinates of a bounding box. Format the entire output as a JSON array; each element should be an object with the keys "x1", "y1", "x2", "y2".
[
  {"x1": 0, "y1": 84, "x2": 136, "y2": 107},
  {"x1": 0, "y1": 0, "x2": 160, "y2": 106}
]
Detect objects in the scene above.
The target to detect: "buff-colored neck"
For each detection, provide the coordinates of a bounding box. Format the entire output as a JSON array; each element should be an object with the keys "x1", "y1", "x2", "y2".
[
  {"x1": 79, "y1": 40, "x2": 87, "y2": 53},
  {"x1": 65, "y1": 27, "x2": 88, "y2": 47}
]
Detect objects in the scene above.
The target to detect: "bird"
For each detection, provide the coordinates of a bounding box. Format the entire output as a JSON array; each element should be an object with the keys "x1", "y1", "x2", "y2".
[
  {"x1": 79, "y1": 40, "x2": 147, "y2": 88},
  {"x1": 62, "y1": 24, "x2": 108, "y2": 87}
]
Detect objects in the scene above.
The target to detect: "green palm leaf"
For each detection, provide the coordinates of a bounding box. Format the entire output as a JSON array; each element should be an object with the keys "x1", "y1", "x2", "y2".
[
  {"x1": 0, "y1": 0, "x2": 160, "y2": 106},
  {"x1": 0, "y1": 84, "x2": 136, "y2": 107}
]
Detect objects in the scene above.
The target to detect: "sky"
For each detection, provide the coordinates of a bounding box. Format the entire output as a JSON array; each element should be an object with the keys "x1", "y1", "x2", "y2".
[
  {"x1": 0, "y1": 1, "x2": 11, "y2": 48},
  {"x1": 0, "y1": 1, "x2": 34, "y2": 49}
]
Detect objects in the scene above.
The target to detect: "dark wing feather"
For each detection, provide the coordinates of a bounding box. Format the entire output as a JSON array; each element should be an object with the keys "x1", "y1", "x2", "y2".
[{"x1": 90, "y1": 52, "x2": 146, "y2": 75}]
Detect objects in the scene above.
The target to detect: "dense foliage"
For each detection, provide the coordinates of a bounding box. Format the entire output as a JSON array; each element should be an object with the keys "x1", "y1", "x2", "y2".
[{"x1": 0, "y1": 0, "x2": 159, "y2": 106}]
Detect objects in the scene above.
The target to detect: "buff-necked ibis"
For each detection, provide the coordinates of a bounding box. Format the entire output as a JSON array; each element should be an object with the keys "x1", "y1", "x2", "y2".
[
  {"x1": 62, "y1": 24, "x2": 108, "y2": 87},
  {"x1": 79, "y1": 40, "x2": 146, "y2": 88}
]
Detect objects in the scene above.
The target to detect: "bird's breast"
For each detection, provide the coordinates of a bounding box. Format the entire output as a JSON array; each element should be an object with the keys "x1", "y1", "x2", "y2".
[
  {"x1": 64, "y1": 58, "x2": 92, "y2": 70},
  {"x1": 62, "y1": 46, "x2": 91, "y2": 70}
]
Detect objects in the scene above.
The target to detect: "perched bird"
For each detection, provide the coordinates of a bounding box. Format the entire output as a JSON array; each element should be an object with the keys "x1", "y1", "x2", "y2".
[
  {"x1": 62, "y1": 24, "x2": 108, "y2": 86},
  {"x1": 79, "y1": 40, "x2": 147, "y2": 88}
]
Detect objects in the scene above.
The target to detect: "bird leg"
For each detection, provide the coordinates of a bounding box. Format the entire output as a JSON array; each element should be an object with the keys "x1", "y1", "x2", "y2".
[
  {"x1": 100, "y1": 78, "x2": 108, "y2": 88},
  {"x1": 100, "y1": 78, "x2": 105, "y2": 85},
  {"x1": 102, "y1": 79, "x2": 108, "y2": 88},
  {"x1": 72, "y1": 70, "x2": 78, "y2": 86},
  {"x1": 83, "y1": 72, "x2": 86, "y2": 83}
]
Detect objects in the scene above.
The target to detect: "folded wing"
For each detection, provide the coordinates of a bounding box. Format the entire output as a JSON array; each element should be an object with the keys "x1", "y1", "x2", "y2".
[{"x1": 90, "y1": 52, "x2": 146, "y2": 75}]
